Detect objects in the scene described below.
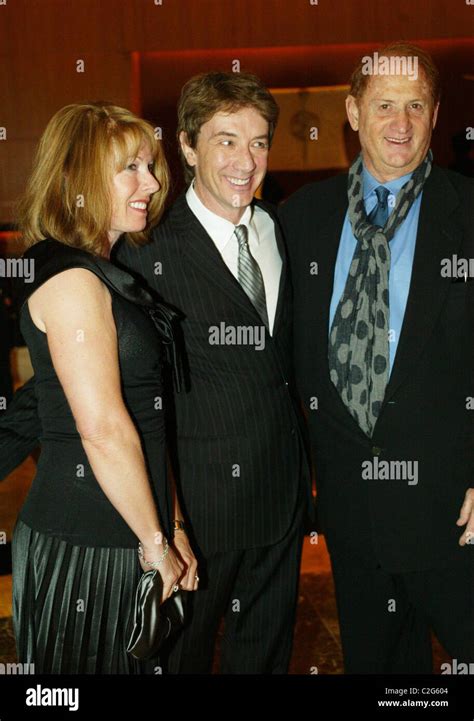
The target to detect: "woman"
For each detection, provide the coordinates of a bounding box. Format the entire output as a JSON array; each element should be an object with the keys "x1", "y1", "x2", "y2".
[{"x1": 12, "y1": 102, "x2": 197, "y2": 673}]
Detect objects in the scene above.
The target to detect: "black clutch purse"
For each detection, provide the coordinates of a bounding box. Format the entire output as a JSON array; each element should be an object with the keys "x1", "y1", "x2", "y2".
[{"x1": 126, "y1": 569, "x2": 185, "y2": 660}]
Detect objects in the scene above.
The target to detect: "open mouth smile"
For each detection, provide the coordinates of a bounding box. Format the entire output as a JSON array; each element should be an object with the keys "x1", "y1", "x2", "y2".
[
  {"x1": 385, "y1": 137, "x2": 411, "y2": 145},
  {"x1": 129, "y1": 201, "x2": 148, "y2": 213},
  {"x1": 226, "y1": 177, "x2": 251, "y2": 187}
]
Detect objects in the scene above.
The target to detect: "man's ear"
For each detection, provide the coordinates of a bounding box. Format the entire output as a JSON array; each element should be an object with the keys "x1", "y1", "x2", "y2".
[
  {"x1": 431, "y1": 101, "x2": 440, "y2": 130},
  {"x1": 345, "y1": 95, "x2": 360, "y2": 131},
  {"x1": 179, "y1": 131, "x2": 197, "y2": 167}
]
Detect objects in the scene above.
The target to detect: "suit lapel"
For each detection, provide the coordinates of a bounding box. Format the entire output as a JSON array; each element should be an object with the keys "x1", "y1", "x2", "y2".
[
  {"x1": 311, "y1": 178, "x2": 352, "y2": 394},
  {"x1": 171, "y1": 193, "x2": 287, "y2": 330},
  {"x1": 382, "y1": 166, "x2": 463, "y2": 406},
  {"x1": 170, "y1": 193, "x2": 261, "y2": 321},
  {"x1": 290, "y1": 174, "x2": 382, "y2": 440}
]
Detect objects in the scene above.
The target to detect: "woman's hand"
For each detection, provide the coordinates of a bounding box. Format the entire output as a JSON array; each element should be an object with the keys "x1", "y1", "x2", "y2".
[
  {"x1": 172, "y1": 531, "x2": 199, "y2": 592},
  {"x1": 157, "y1": 547, "x2": 185, "y2": 602},
  {"x1": 139, "y1": 542, "x2": 184, "y2": 602}
]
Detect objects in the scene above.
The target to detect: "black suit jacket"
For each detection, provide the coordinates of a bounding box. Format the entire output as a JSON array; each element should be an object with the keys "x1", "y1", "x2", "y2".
[
  {"x1": 115, "y1": 194, "x2": 311, "y2": 553},
  {"x1": 0, "y1": 194, "x2": 312, "y2": 555},
  {"x1": 280, "y1": 166, "x2": 474, "y2": 573}
]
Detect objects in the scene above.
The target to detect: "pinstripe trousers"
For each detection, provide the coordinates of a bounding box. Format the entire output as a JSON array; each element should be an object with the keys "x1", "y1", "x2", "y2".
[{"x1": 164, "y1": 501, "x2": 305, "y2": 674}]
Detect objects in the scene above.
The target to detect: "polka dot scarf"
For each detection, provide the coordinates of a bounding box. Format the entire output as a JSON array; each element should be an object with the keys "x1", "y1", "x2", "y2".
[{"x1": 328, "y1": 150, "x2": 433, "y2": 436}]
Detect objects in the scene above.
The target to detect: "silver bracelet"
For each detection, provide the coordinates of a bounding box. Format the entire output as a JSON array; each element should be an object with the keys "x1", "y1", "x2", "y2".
[{"x1": 138, "y1": 539, "x2": 169, "y2": 569}]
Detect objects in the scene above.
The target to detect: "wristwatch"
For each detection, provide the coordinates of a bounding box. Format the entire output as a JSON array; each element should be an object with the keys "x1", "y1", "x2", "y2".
[{"x1": 173, "y1": 519, "x2": 186, "y2": 532}]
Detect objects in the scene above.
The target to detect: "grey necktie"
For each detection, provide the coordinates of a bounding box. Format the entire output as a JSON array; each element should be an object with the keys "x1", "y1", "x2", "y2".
[{"x1": 234, "y1": 224, "x2": 269, "y2": 329}]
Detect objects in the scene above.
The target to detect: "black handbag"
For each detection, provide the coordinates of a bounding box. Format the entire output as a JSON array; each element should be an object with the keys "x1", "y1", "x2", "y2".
[{"x1": 126, "y1": 570, "x2": 185, "y2": 660}]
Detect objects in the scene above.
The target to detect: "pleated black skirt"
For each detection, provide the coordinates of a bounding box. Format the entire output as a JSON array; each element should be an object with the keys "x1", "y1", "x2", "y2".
[{"x1": 12, "y1": 519, "x2": 148, "y2": 674}]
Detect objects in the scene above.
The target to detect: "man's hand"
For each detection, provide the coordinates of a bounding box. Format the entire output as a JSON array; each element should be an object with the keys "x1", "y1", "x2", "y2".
[
  {"x1": 456, "y1": 488, "x2": 474, "y2": 546},
  {"x1": 172, "y1": 531, "x2": 199, "y2": 591}
]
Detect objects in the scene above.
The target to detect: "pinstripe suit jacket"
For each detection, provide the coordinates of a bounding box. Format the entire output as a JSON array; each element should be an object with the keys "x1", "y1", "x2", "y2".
[{"x1": 115, "y1": 193, "x2": 312, "y2": 554}]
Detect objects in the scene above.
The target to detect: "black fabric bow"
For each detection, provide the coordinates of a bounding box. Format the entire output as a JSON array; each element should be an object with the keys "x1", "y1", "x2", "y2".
[{"x1": 147, "y1": 305, "x2": 182, "y2": 393}]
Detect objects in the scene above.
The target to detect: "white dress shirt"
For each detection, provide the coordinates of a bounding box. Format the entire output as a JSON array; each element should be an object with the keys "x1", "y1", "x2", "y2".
[{"x1": 186, "y1": 183, "x2": 282, "y2": 335}]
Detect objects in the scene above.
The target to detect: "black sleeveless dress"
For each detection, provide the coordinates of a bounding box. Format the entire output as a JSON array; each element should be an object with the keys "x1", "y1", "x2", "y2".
[{"x1": 12, "y1": 239, "x2": 178, "y2": 674}]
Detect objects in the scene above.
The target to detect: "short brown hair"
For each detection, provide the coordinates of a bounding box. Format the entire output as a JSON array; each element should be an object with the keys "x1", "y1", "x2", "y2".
[
  {"x1": 349, "y1": 42, "x2": 441, "y2": 106},
  {"x1": 177, "y1": 71, "x2": 279, "y2": 184},
  {"x1": 18, "y1": 102, "x2": 170, "y2": 254}
]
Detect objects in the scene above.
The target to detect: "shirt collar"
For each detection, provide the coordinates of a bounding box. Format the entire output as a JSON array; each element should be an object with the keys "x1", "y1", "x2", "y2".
[
  {"x1": 186, "y1": 182, "x2": 254, "y2": 251},
  {"x1": 362, "y1": 164, "x2": 414, "y2": 201}
]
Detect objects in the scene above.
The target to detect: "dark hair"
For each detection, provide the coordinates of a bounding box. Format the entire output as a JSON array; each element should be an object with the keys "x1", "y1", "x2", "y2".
[{"x1": 177, "y1": 71, "x2": 279, "y2": 183}]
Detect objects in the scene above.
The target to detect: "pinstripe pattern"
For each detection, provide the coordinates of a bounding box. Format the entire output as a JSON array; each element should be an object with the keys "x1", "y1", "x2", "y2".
[
  {"x1": 116, "y1": 193, "x2": 312, "y2": 555},
  {"x1": 166, "y1": 502, "x2": 304, "y2": 673},
  {"x1": 234, "y1": 224, "x2": 269, "y2": 329},
  {"x1": 115, "y1": 194, "x2": 312, "y2": 673}
]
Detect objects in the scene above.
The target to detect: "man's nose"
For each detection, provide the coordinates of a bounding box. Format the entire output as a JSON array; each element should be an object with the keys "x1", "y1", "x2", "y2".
[
  {"x1": 234, "y1": 146, "x2": 257, "y2": 172},
  {"x1": 391, "y1": 109, "x2": 412, "y2": 134}
]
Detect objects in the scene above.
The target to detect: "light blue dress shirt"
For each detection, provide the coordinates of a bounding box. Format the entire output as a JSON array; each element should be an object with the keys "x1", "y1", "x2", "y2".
[{"x1": 329, "y1": 166, "x2": 423, "y2": 374}]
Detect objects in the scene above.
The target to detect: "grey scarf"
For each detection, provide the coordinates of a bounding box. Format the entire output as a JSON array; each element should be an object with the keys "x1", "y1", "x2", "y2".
[{"x1": 328, "y1": 150, "x2": 433, "y2": 436}]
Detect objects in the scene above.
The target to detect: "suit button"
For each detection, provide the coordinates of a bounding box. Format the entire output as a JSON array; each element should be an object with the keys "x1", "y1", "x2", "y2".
[
  {"x1": 372, "y1": 446, "x2": 383, "y2": 457},
  {"x1": 291, "y1": 428, "x2": 296, "y2": 436}
]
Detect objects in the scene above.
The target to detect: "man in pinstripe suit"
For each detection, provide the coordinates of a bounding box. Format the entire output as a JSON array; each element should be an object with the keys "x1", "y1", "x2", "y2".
[
  {"x1": 0, "y1": 72, "x2": 313, "y2": 673},
  {"x1": 117, "y1": 72, "x2": 313, "y2": 674}
]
